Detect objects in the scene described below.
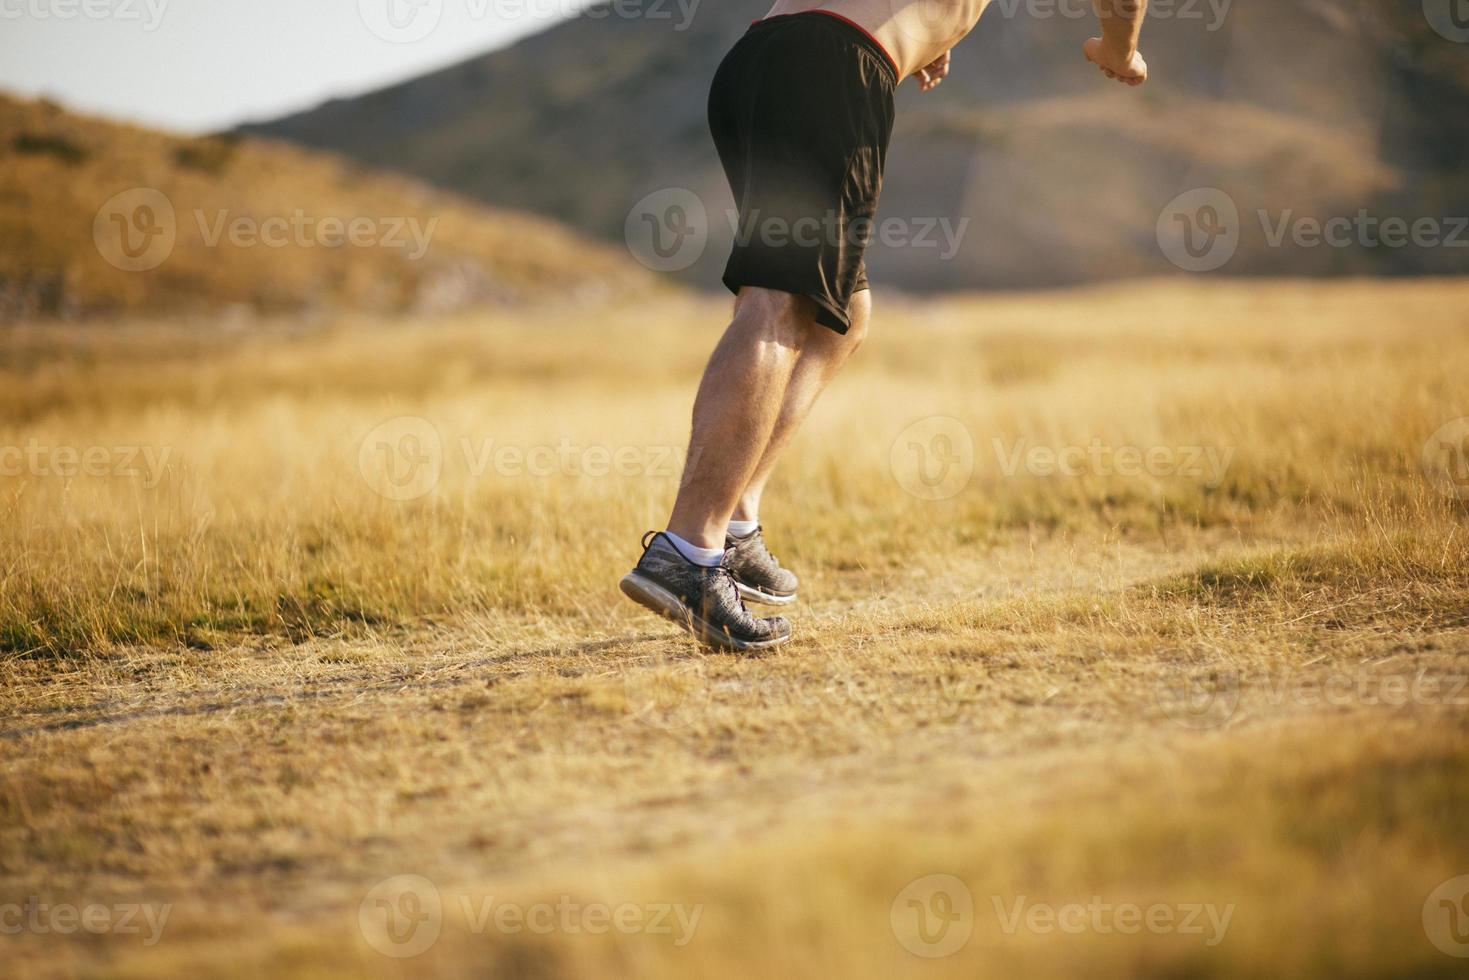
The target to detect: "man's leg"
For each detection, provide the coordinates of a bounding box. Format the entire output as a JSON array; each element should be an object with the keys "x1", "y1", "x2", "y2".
[
  {"x1": 733, "y1": 289, "x2": 870, "y2": 523},
  {"x1": 666, "y1": 287, "x2": 823, "y2": 550}
]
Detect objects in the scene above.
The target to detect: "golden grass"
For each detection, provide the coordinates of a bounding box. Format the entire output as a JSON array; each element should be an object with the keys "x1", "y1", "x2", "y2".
[{"x1": 1, "y1": 277, "x2": 1468, "y2": 977}]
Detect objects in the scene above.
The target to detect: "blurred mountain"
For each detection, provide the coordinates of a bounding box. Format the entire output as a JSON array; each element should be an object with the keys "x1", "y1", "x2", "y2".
[
  {"x1": 0, "y1": 94, "x2": 651, "y2": 320},
  {"x1": 244, "y1": 0, "x2": 1469, "y2": 291}
]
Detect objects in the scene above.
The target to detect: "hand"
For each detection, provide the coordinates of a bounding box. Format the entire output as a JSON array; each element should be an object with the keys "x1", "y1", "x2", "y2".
[
  {"x1": 915, "y1": 51, "x2": 951, "y2": 93},
  {"x1": 1083, "y1": 37, "x2": 1147, "y2": 86}
]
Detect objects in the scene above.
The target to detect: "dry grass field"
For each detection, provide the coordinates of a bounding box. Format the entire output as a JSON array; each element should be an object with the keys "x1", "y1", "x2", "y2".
[{"x1": 2, "y1": 277, "x2": 1468, "y2": 978}]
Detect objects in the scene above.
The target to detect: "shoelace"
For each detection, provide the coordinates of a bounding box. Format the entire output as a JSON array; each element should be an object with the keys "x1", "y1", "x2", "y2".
[
  {"x1": 746, "y1": 527, "x2": 783, "y2": 570},
  {"x1": 640, "y1": 530, "x2": 752, "y2": 616},
  {"x1": 716, "y1": 557, "x2": 751, "y2": 614},
  {"x1": 730, "y1": 525, "x2": 781, "y2": 569}
]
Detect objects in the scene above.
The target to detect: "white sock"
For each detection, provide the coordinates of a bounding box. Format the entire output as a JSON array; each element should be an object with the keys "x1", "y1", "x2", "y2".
[
  {"x1": 661, "y1": 530, "x2": 725, "y2": 567},
  {"x1": 726, "y1": 518, "x2": 759, "y2": 538}
]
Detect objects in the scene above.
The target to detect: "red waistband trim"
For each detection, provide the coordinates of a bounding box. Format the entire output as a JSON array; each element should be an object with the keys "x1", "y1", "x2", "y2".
[{"x1": 751, "y1": 10, "x2": 901, "y2": 78}]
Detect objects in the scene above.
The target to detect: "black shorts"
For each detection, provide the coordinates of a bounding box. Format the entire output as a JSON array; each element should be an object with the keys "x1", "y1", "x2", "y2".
[{"x1": 707, "y1": 12, "x2": 898, "y2": 334}]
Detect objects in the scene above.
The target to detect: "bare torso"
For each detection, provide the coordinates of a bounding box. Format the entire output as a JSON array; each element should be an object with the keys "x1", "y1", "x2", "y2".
[{"x1": 763, "y1": 0, "x2": 991, "y2": 79}]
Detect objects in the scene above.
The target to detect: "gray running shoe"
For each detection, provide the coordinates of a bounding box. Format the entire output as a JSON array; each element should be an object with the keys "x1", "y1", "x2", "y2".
[
  {"x1": 724, "y1": 526, "x2": 799, "y2": 606},
  {"x1": 620, "y1": 532, "x2": 792, "y2": 652}
]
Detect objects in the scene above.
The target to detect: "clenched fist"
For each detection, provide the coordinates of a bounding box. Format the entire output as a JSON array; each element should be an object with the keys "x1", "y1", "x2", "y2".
[
  {"x1": 916, "y1": 51, "x2": 951, "y2": 93},
  {"x1": 1083, "y1": 37, "x2": 1148, "y2": 86}
]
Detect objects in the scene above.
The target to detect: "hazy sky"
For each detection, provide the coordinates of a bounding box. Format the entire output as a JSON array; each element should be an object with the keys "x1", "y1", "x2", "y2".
[{"x1": 0, "y1": 0, "x2": 597, "y2": 133}]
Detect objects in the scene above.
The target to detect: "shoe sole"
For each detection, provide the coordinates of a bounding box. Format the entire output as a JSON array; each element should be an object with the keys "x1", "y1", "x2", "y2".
[
  {"x1": 619, "y1": 571, "x2": 790, "y2": 652},
  {"x1": 734, "y1": 581, "x2": 797, "y2": 606}
]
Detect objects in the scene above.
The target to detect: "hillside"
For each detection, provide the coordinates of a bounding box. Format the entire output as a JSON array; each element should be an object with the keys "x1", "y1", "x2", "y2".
[
  {"x1": 0, "y1": 95, "x2": 651, "y2": 320},
  {"x1": 245, "y1": 0, "x2": 1469, "y2": 290}
]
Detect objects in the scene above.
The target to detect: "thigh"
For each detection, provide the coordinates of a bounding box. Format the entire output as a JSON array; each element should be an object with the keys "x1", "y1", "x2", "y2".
[{"x1": 733, "y1": 285, "x2": 822, "y2": 329}]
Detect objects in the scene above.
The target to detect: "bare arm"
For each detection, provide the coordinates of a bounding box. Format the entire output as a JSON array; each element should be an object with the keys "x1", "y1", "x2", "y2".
[{"x1": 1084, "y1": 0, "x2": 1148, "y2": 86}]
